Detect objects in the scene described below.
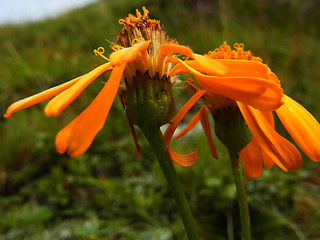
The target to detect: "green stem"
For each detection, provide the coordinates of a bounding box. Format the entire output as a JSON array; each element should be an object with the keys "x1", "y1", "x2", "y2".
[
  {"x1": 142, "y1": 127, "x2": 199, "y2": 240},
  {"x1": 228, "y1": 150, "x2": 251, "y2": 240}
]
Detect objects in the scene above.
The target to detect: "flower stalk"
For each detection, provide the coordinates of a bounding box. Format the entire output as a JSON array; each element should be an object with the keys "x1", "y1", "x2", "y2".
[
  {"x1": 142, "y1": 127, "x2": 200, "y2": 240},
  {"x1": 228, "y1": 150, "x2": 251, "y2": 240},
  {"x1": 214, "y1": 107, "x2": 252, "y2": 239}
]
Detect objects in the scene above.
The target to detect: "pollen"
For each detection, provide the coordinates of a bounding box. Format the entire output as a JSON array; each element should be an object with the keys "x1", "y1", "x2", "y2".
[{"x1": 207, "y1": 42, "x2": 263, "y2": 62}]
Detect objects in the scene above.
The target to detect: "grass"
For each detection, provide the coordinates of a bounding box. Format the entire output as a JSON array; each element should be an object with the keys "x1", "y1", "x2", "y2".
[{"x1": 1, "y1": 0, "x2": 320, "y2": 239}]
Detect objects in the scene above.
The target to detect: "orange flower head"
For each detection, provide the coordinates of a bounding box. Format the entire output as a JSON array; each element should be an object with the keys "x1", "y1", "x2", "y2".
[
  {"x1": 165, "y1": 42, "x2": 320, "y2": 178},
  {"x1": 112, "y1": 7, "x2": 177, "y2": 129}
]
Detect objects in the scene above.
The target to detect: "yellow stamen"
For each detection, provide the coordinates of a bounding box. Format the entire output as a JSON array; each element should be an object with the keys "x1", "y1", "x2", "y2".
[
  {"x1": 135, "y1": 9, "x2": 142, "y2": 19},
  {"x1": 142, "y1": 6, "x2": 149, "y2": 18},
  {"x1": 93, "y1": 47, "x2": 110, "y2": 61},
  {"x1": 183, "y1": 77, "x2": 201, "y2": 92},
  {"x1": 118, "y1": 19, "x2": 126, "y2": 25},
  {"x1": 131, "y1": 37, "x2": 145, "y2": 46},
  {"x1": 110, "y1": 44, "x2": 124, "y2": 52}
]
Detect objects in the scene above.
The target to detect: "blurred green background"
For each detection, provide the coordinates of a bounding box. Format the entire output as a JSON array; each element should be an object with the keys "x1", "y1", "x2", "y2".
[{"x1": 1, "y1": 0, "x2": 320, "y2": 239}]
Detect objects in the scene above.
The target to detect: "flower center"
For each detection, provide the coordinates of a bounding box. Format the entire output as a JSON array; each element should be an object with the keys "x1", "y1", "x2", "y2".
[
  {"x1": 206, "y1": 42, "x2": 262, "y2": 62},
  {"x1": 114, "y1": 7, "x2": 177, "y2": 83}
]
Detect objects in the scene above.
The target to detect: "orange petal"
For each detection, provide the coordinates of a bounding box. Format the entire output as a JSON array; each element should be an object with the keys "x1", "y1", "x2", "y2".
[
  {"x1": 257, "y1": 112, "x2": 275, "y2": 169},
  {"x1": 237, "y1": 102, "x2": 303, "y2": 171},
  {"x1": 160, "y1": 44, "x2": 194, "y2": 61},
  {"x1": 164, "y1": 90, "x2": 206, "y2": 167},
  {"x1": 55, "y1": 64, "x2": 125, "y2": 157},
  {"x1": 171, "y1": 59, "x2": 270, "y2": 79},
  {"x1": 259, "y1": 110, "x2": 275, "y2": 169},
  {"x1": 269, "y1": 72, "x2": 280, "y2": 85},
  {"x1": 175, "y1": 106, "x2": 218, "y2": 159},
  {"x1": 198, "y1": 75, "x2": 283, "y2": 111},
  {"x1": 217, "y1": 59, "x2": 271, "y2": 78},
  {"x1": 199, "y1": 106, "x2": 218, "y2": 159},
  {"x1": 4, "y1": 76, "x2": 81, "y2": 118},
  {"x1": 262, "y1": 150, "x2": 274, "y2": 169},
  {"x1": 109, "y1": 41, "x2": 151, "y2": 65},
  {"x1": 167, "y1": 148, "x2": 199, "y2": 167},
  {"x1": 192, "y1": 54, "x2": 228, "y2": 76},
  {"x1": 175, "y1": 109, "x2": 201, "y2": 139},
  {"x1": 276, "y1": 95, "x2": 320, "y2": 162},
  {"x1": 260, "y1": 110, "x2": 275, "y2": 128},
  {"x1": 168, "y1": 56, "x2": 283, "y2": 111},
  {"x1": 240, "y1": 138, "x2": 263, "y2": 178},
  {"x1": 45, "y1": 62, "x2": 113, "y2": 117}
]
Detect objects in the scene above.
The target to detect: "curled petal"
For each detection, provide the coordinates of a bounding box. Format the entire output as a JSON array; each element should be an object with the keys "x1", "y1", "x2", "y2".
[
  {"x1": 160, "y1": 44, "x2": 194, "y2": 62},
  {"x1": 161, "y1": 46, "x2": 227, "y2": 76},
  {"x1": 167, "y1": 148, "x2": 199, "y2": 167},
  {"x1": 237, "y1": 102, "x2": 303, "y2": 171},
  {"x1": 175, "y1": 105, "x2": 218, "y2": 159},
  {"x1": 240, "y1": 138, "x2": 263, "y2": 178},
  {"x1": 55, "y1": 64, "x2": 125, "y2": 157},
  {"x1": 164, "y1": 90, "x2": 206, "y2": 166},
  {"x1": 110, "y1": 41, "x2": 151, "y2": 65},
  {"x1": 276, "y1": 95, "x2": 320, "y2": 162},
  {"x1": 4, "y1": 77, "x2": 81, "y2": 118},
  {"x1": 45, "y1": 62, "x2": 113, "y2": 117}
]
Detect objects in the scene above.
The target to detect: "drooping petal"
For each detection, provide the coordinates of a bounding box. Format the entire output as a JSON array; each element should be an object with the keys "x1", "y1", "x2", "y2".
[
  {"x1": 262, "y1": 150, "x2": 274, "y2": 169},
  {"x1": 237, "y1": 102, "x2": 303, "y2": 171},
  {"x1": 45, "y1": 62, "x2": 113, "y2": 117},
  {"x1": 260, "y1": 110, "x2": 275, "y2": 128},
  {"x1": 55, "y1": 64, "x2": 125, "y2": 157},
  {"x1": 109, "y1": 41, "x2": 151, "y2": 65},
  {"x1": 276, "y1": 95, "x2": 320, "y2": 162},
  {"x1": 4, "y1": 76, "x2": 81, "y2": 118},
  {"x1": 175, "y1": 109, "x2": 202, "y2": 139},
  {"x1": 164, "y1": 90, "x2": 206, "y2": 167},
  {"x1": 168, "y1": 56, "x2": 283, "y2": 111},
  {"x1": 198, "y1": 106, "x2": 218, "y2": 159},
  {"x1": 175, "y1": 106, "x2": 218, "y2": 159},
  {"x1": 167, "y1": 149, "x2": 199, "y2": 167},
  {"x1": 240, "y1": 138, "x2": 263, "y2": 178},
  {"x1": 119, "y1": 93, "x2": 141, "y2": 153}
]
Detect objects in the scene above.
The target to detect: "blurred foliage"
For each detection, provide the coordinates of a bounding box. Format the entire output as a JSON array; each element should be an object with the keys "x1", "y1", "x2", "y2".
[{"x1": 1, "y1": 0, "x2": 320, "y2": 239}]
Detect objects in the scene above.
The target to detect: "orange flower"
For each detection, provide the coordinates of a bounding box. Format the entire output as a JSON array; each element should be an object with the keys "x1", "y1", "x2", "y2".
[
  {"x1": 4, "y1": 7, "x2": 229, "y2": 157},
  {"x1": 164, "y1": 42, "x2": 320, "y2": 178}
]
